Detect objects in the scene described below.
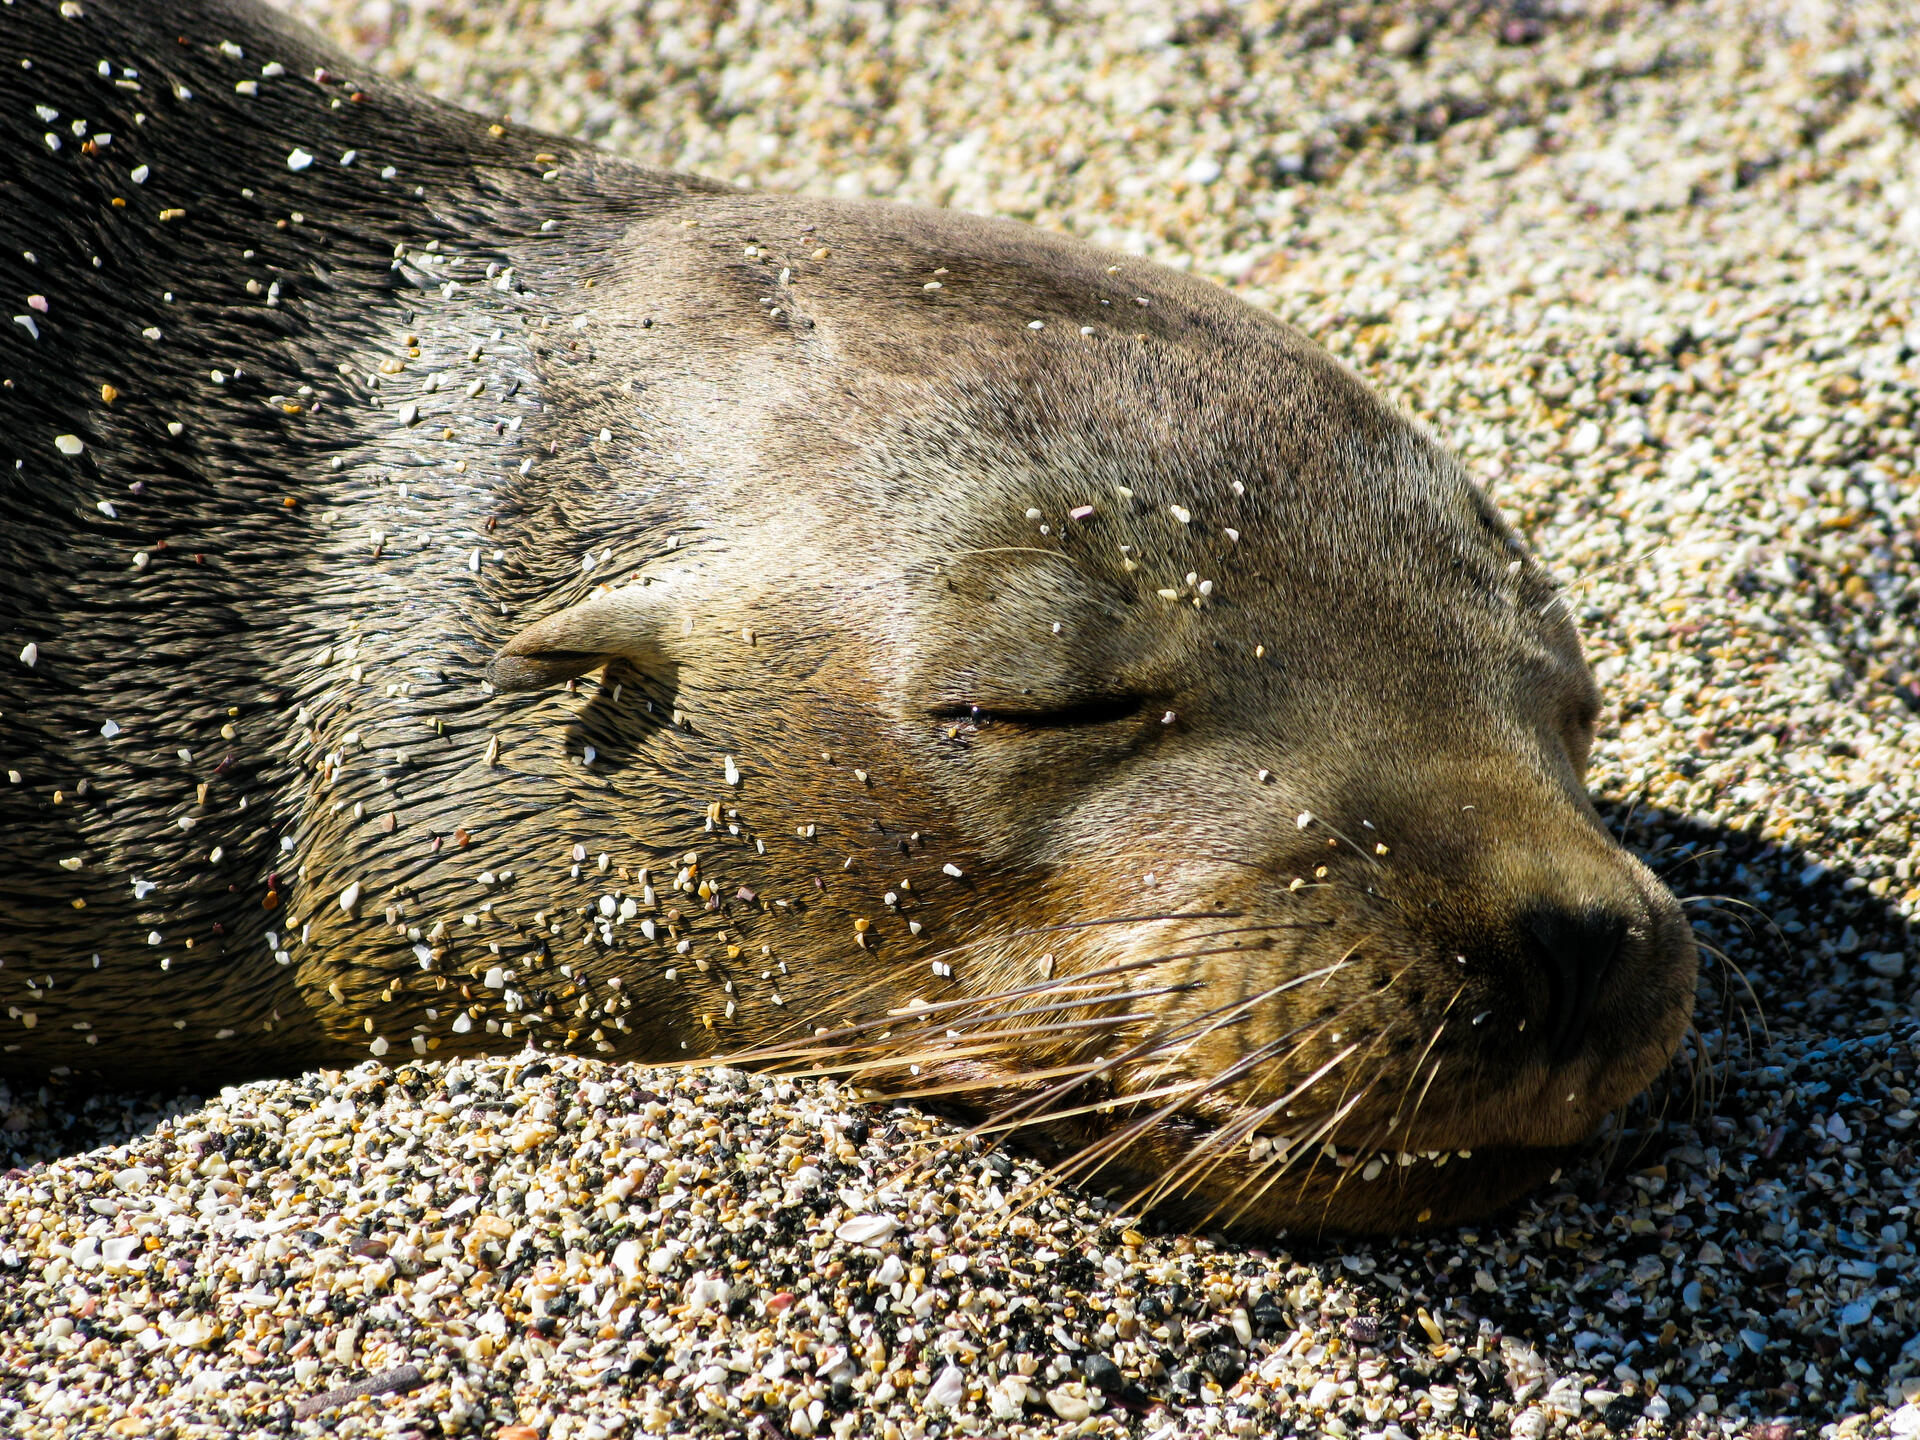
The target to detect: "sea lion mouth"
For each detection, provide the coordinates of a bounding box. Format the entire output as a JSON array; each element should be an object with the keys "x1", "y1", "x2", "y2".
[
  {"x1": 1242, "y1": 1131, "x2": 1479, "y2": 1173},
  {"x1": 1231, "y1": 1133, "x2": 1578, "y2": 1227},
  {"x1": 709, "y1": 892, "x2": 1690, "y2": 1234},
  {"x1": 995, "y1": 1095, "x2": 1589, "y2": 1235}
]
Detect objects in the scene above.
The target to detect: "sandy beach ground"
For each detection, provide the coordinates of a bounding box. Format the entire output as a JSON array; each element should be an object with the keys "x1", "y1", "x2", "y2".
[{"x1": 6, "y1": 0, "x2": 1920, "y2": 1435}]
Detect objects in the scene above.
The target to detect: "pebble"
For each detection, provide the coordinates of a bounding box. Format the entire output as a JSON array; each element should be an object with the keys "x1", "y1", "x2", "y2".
[{"x1": 834, "y1": 1214, "x2": 898, "y2": 1247}]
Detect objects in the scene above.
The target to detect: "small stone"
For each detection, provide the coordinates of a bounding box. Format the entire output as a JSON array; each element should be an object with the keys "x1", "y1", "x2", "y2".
[
  {"x1": 925, "y1": 1362, "x2": 965, "y2": 1410},
  {"x1": 1200, "y1": 1344, "x2": 1245, "y2": 1389},
  {"x1": 1079, "y1": 1353, "x2": 1123, "y2": 1395},
  {"x1": 1381, "y1": 21, "x2": 1426, "y2": 55},
  {"x1": 1044, "y1": 1384, "x2": 1093, "y2": 1422},
  {"x1": 613, "y1": 1238, "x2": 643, "y2": 1277},
  {"x1": 833, "y1": 1214, "x2": 896, "y2": 1246}
]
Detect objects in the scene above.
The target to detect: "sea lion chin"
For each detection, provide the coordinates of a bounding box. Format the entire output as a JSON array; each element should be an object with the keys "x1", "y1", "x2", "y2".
[{"x1": 0, "y1": 0, "x2": 1695, "y2": 1234}]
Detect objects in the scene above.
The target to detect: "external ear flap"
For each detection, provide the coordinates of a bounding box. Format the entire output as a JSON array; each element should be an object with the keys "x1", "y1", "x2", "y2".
[{"x1": 489, "y1": 587, "x2": 668, "y2": 694}]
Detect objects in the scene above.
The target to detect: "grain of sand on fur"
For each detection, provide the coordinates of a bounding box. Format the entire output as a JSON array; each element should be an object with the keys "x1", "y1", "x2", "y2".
[{"x1": 5, "y1": 1, "x2": 1920, "y2": 1437}]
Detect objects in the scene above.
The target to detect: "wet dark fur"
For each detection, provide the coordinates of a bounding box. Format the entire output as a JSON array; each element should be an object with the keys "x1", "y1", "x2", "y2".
[
  {"x1": 0, "y1": 0, "x2": 1696, "y2": 1233},
  {"x1": 1, "y1": 0, "x2": 660, "y2": 1066}
]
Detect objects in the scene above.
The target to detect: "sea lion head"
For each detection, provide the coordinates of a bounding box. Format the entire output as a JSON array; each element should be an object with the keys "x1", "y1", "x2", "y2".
[{"x1": 489, "y1": 196, "x2": 1696, "y2": 1233}]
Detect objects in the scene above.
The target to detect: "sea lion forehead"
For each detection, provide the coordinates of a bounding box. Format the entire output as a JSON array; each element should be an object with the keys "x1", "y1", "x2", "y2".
[
  {"x1": 614, "y1": 193, "x2": 1499, "y2": 590},
  {"x1": 846, "y1": 404, "x2": 1521, "y2": 628},
  {"x1": 633, "y1": 190, "x2": 1385, "y2": 429}
]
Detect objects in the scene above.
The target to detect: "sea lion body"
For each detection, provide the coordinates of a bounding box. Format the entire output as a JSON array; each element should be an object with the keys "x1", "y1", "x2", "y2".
[{"x1": 0, "y1": 0, "x2": 1695, "y2": 1231}]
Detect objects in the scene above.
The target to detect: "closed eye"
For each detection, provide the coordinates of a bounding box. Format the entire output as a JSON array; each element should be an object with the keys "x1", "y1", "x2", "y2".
[{"x1": 928, "y1": 694, "x2": 1148, "y2": 729}]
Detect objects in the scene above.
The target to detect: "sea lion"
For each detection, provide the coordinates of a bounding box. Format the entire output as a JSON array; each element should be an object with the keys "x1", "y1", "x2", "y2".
[{"x1": 0, "y1": 0, "x2": 1695, "y2": 1232}]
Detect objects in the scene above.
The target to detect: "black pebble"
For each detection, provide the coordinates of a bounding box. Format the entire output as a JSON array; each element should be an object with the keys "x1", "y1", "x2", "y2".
[
  {"x1": 1250, "y1": 1290, "x2": 1288, "y2": 1336},
  {"x1": 1200, "y1": 1345, "x2": 1246, "y2": 1389},
  {"x1": 1144, "y1": 1282, "x2": 1187, "y2": 1318},
  {"x1": 1079, "y1": 1352, "x2": 1123, "y2": 1395}
]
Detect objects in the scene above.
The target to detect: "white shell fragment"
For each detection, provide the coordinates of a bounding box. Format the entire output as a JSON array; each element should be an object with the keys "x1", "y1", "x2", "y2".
[{"x1": 833, "y1": 1214, "x2": 896, "y2": 1246}]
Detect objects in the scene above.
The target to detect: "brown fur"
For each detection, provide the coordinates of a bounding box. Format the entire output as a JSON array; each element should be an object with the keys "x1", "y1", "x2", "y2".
[{"x1": 0, "y1": 0, "x2": 1694, "y2": 1232}]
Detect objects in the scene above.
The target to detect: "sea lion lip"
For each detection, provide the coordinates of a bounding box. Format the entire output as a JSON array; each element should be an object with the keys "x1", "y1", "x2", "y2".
[
  {"x1": 1126, "y1": 1046, "x2": 1660, "y2": 1171},
  {"x1": 1124, "y1": 1099, "x2": 1572, "y2": 1176},
  {"x1": 1085, "y1": 1104, "x2": 1582, "y2": 1233},
  {"x1": 1225, "y1": 1115, "x2": 1558, "y2": 1169}
]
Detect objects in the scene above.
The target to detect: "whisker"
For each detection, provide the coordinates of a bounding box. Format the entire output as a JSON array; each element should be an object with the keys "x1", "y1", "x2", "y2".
[
  {"x1": 1213, "y1": 1074, "x2": 1390, "y2": 1231},
  {"x1": 1045, "y1": 1022, "x2": 1331, "y2": 1188},
  {"x1": 1213, "y1": 1078, "x2": 1380, "y2": 1228},
  {"x1": 883, "y1": 979, "x2": 1318, "y2": 1205},
  {"x1": 1131, "y1": 1039, "x2": 1370, "y2": 1216},
  {"x1": 716, "y1": 968, "x2": 1181, "y2": 1067},
  {"x1": 1140, "y1": 995, "x2": 1388, "y2": 1203},
  {"x1": 1652, "y1": 846, "x2": 1727, "y2": 882},
  {"x1": 1691, "y1": 937, "x2": 1771, "y2": 1052},
  {"x1": 1387, "y1": 983, "x2": 1467, "y2": 1132},
  {"x1": 879, "y1": 1061, "x2": 1117, "y2": 1102},
  {"x1": 714, "y1": 911, "x2": 1247, "y2": 1057},
  {"x1": 1303, "y1": 1080, "x2": 1393, "y2": 1227},
  {"x1": 978, "y1": 955, "x2": 1361, "y2": 1131},
  {"x1": 1221, "y1": 1143, "x2": 1319, "y2": 1230},
  {"x1": 1219, "y1": 1057, "x2": 1408, "y2": 1230},
  {"x1": 1397, "y1": 1050, "x2": 1449, "y2": 1158},
  {"x1": 787, "y1": 937, "x2": 1324, "y2": 1107},
  {"x1": 977, "y1": 1077, "x2": 1216, "y2": 1139},
  {"x1": 762, "y1": 984, "x2": 1190, "y2": 1060},
  {"x1": 1033, "y1": 937, "x2": 1379, "y2": 1208},
  {"x1": 990, "y1": 974, "x2": 1370, "y2": 1210},
  {"x1": 1557, "y1": 536, "x2": 1672, "y2": 596},
  {"x1": 720, "y1": 916, "x2": 1325, "y2": 1070}
]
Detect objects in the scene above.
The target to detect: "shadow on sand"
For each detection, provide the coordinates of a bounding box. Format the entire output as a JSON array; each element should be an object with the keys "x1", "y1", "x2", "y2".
[{"x1": 4, "y1": 795, "x2": 1912, "y2": 1421}]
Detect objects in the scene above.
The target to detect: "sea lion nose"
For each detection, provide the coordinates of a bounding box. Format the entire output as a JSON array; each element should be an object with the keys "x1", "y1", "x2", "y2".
[{"x1": 1522, "y1": 905, "x2": 1627, "y2": 1062}]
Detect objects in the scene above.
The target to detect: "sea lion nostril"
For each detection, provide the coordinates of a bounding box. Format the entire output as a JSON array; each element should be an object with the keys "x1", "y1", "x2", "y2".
[{"x1": 1522, "y1": 906, "x2": 1627, "y2": 1062}]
